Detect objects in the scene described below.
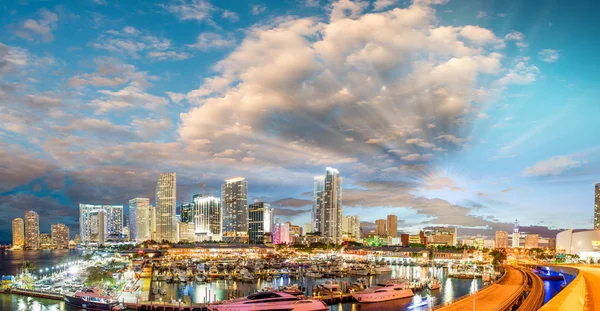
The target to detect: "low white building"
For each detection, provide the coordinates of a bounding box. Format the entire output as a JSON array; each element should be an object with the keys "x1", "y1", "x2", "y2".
[{"x1": 556, "y1": 229, "x2": 600, "y2": 260}]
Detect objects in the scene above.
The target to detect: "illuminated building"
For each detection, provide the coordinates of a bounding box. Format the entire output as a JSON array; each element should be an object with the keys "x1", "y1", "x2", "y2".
[
  {"x1": 156, "y1": 172, "x2": 177, "y2": 242},
  {"x1": 248, "y1": 202, "x2": 272, "y2": 244},
  {"x1": 179, "y1": 222, "x2": 195, "y2": 242},
  {"x1": 424, "y1": 227, "x2": 457, "y2": 246},
  {"x1": 312, "y1": 176, "x2": 324, "y2": 233},
  {"x1": 51, "y1": 223, "x2": 69, "y2": 249},
  {"x1": 313, "y1": 168, "x2": 343, "y2": 243},
  {"x1": 12, "y1": 218, "x2": 24, "y2": 249},
  {"x1": 39, "y1": 233, "x2": 53, "y2": 249},
  {"x1": 273, "y1": 218, "x2": 290, "y2": 244},
  {"x1": 149, "y1": 205, "x2": 156, "y2": 241},
  {"x1": 194, "y1": 195, "x2": 222, "y2": 242},
  {"x1": 105, "y1": 205, "x2": 123, "y2": 240},
  {"x1": 548, "y1": 238, "x2": 556, "y2": 250},
  {"x1": 181, "y1": 202, "x2": 193, "y2": 223},
  {"x1": 595, "y1": 183, "x2": 600, "y2": 229},
  {"x1": 375, "y1": 219, "x2": 387, "y2": 236},
  {"x1": 24, "y1": 210, "x2": 39, "y2": 250},
  {"x1": 342, "y1": 216, "x2": 360, "y2": 240},
  {"x1": 221, "y1": 177, "x2": 248, "y2": 242},
  {"x1": 387, "y1": 215, "x2": 398, "y2": 238},
  {"x1": 512, "y1": 219, "x2": 520, "y2": 248},
  {"x1": 525, "y1": 234, "x2": 539, "y2": 249},
  {"x1": 129, "y1": 198, "x2": 150, "y2": 242},
  {"x1": 302, "y1": 223, "x2": 312, "y2": 236},
  {"x1": 495, "y1": 231, "x2": 509, "y2": 249},
  {"x1": 556, "y1": 229, "x2": 600, "y2": 260}
]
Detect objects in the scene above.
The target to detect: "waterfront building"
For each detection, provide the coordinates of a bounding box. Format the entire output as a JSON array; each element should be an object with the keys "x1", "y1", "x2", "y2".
[
  {"x1": 105, "y1": 205, "x2": 123, "y2": 240},
  {"x1": 12, "y1": 218, "x2": 24, "y2": 249},
  {"x1": 342, "y1": 215, "x2": 361, "y2": 240},
  {"x1": 312, "y1": 167, "x2": 342, "y2": 243},
  {"x1": 221, "y1": 177, "x2": 248, "y2": 242},
  {"x1": 302, "y1": 223, "x2": 312, "y2": 236},
  {"x1": 181, "y1": 202, "x2": 193, "y2": 223},
  {"x1": 273, "y1": 218, "x2": 290, "y2": 244},
  {"x1": 594, "y1": 183, "x2": 600, "y2": 230},
  {"x1": 512, "y1": 219, "x2": 520, "y2": 248},
  {"x1": 525, "y1": 234, "x2": 539, "y2": 249},
  {"x1": 179, "y1": 221, "x2": 195, "y2": 242},
  {"x1": 424, "y1": 227, "x2": 457, "y2": 246},
  {"x1": 375, "y1": 219, "x2": 387, "y2": 236},
  {"x1": 129, "y1": 198, "x2": 150, "y2": 242},
  {"x1": 387, "y1": 215, "x2": 398, "y2": 237},
  {"x1": 556, "y1": 229, "x2": 600, "y2": 260},
  {"x1": 39, "y1": 233, "x2": 53, "y2": 249},
  {"x1": 156, "y1": 172, "x2": 177, "y2": 242},
  {"x1": 248, "y1": 202, "x2": 272, "y2": 244},
  {"x1": 51, "y1": 223, "x2": 69, "y2": 249},
  {"x1": 194, "y1": 195, "x2": 222, "y2": 242},
  {"x1": 24, "y1": 210, "x2": 39, "y2": 250},
  {"x1": 495, "y1": 231, "x2": 509, "y2": 249}
]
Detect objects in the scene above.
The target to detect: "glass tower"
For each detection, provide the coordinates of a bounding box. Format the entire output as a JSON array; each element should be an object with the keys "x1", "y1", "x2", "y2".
[{"x1": 156, "y1": 172, "x2": 177, "y2": 242}]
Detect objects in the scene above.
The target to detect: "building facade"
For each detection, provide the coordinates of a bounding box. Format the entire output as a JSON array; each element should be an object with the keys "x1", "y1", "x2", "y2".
[
  {"x1": 12, "y1": 218, "x2": 24, "y2": 249},
  {"x1": 512, "y1": 219, "x2": 520, "y2": 248},
  {"x1": 221, "y1": 177, "x2": 248, "y2": 242},
  {"x1": 248, "y1": 202, "x2": 272, "y2": 244},
  {"x1": 105, "y1": 205, "x2": 123, "y2": 240},
  {"x1": 24, "y1": 210, "x2": 39, "y2": 250},
  {"x1": 387, "y1": 215, "x2": 398, "y2": 238},
  {"x1": 129, "y1": 198, "x2": 150, "y2": 243},
  {"x1": 524, "y1": 234, "x2": 539, "y2": 249},
  {"x1": 595, "y1": 183, "x2": 600, "y2": 229},
  {"x1": 194, "y1": 195, "x2": 222, "y2": 242},
  {"x1": 556, "y1": 229, "x2": 600, "y2": 260},
  {"x1": 495, "y1": 231, "x2": 509, "y2": 249},
  {"x1": 312, "y1": 176, "x2": 325, "y2": 233},
  {"x1": 424, "y1": 227, "x2": 457, "y2": 246},
  {"x1": 39, "y1": 233, "x2": 52, "y2": 249},
  {"x1": 342, "y1": 215, "x2": 361, "y2": 240},
  {"x1": 51, "y1": 223, "x2": 69, "y2": 249},
  {"x1": 156, "y1": 172, "x2": 177, "y2": 242},
  {"x1": 181, "y1": 202, "x2": 193, "y2": 223},
  {"x1": 273, "y1": 218, "x2": 290, "y2": 244},
  {"x1": 375, "y1": 219, "x2": 387, "y2": 236},
  {"x1": 312, "y1": 168, "x2": 342, "y2": 243}
]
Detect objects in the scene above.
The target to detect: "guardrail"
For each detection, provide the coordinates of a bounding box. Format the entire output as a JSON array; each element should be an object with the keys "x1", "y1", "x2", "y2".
[
  {"x1": 491, "y1": 268, "x2": 527, "y2": 311},
  {"x1": 431, "y1": 268, "x2": 507, "y2": 310},
  {"x1": 538, "y1": 266, "x2": 585, "y2": 311},
  {"x1": 517, "y1": 271, "x2": 544, "y2": 311}
]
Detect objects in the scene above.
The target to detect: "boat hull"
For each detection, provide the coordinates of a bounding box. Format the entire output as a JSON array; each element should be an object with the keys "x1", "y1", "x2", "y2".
[
  {"x1": 208, "y1": 300, "x2": 328, "y2": 311},
  {"x1": 64, "y1": 295, "x2": 119, "y2": 311},
  {"x1": 352, "y1": 289, "x2": 414, "y2": 303}
]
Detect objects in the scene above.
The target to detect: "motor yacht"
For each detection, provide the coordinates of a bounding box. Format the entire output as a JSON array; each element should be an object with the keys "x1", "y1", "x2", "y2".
[
  {"x1": 375, "y1": 266, "x2": 392, "y2": 274},
  {"x1": 208, "y1": 291, "x2": 328, "y2": 311},
  {"x1": 352, "y1": 282, "x2": 414, "y2": 303},
  {"x1": 64, "y1": 288, "x2": 121, "y2": 310},
  {"x1": 347, "y1": 266, "x2": 369, "y2": 276},
  {"x1": 321, "y1": 279, "x2": 340, "y2": 292}
]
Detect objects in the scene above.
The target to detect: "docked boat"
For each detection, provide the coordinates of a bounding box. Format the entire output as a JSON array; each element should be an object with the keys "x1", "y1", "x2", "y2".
[
  {"x1": 347, "y1": 266, "x2": 369, "y2": 276},
  {"x1": 64, "y1": 288, "x2": 120, "y2": 311},
  {"x1": 427, "y1": 278, "x2": 442, "y2": 290},
  {"x1": 375, "y1": 266, "x2": 392, "y2": 274},
  {"x1": 352, "y1": 282, "x2": 414, "y2": 303},
  {"x1": 208, "y1": 291, "x2": 328, "y2": 311},
  {"x1": 209, "y1": 266, "x2": 220, "y2": 278},
  {"x1": 321, "y1": 279, "x2": 340, "y2": 292}
]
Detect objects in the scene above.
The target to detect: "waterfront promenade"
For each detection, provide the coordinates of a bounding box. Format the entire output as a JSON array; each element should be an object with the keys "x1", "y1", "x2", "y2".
[{"x1": 436, "y1": 267, "x2": 525, "y2": 311}]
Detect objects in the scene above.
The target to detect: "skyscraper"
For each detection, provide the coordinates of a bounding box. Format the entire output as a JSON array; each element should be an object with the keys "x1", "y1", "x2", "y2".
[
  {"x1": 248, "y1": 201, "x2": 273, "y2": 244},
  {"x1": 181, "y1": 202, "x2": 193, "y2": 223},
  {"x1": 495, "y1": 231, "x2": 509, "y2": 249},
  {"x1": 312, "y1": 176, "x2": 325, "y2": 233},
  {"x1": 375, "y1": 219, "x2": 387, "y2": 236},
  {"x1": 524, "y1": 234, "x2": 539, "y2": 249},
  {"x1": 51, "y1": 223, "x2": 69, "y2": 249},
  {"x1": 24, "y1": 211, "x2": 39, "y2": 250},
  {"x1": 342, "y1": 215, "x2": 361, "y2": 240},
  {"x1": 273, "y1": 218, "x2": 290, "y2": 244},
  {"x1": 79, "y1": 204, "x2": 107, "y2": 245},
  {"x1": 512, "y1": 219, "x2": 520, "y2": 248},
  {"x1": 194, "y1": 195, "x2": 222, "y2": 241},
  {"x1": 387, "y1": 215, "x2": 398, "y2": 237},
  {"x1": 313, "y1": 168, "x2": 342, "y2": 243},
  {"x1": 149, "y1": 205, "x2": 156, "y2": 241},
  {"x1": 595, "y1": 183, "x2": 600, "y2": 229},
  {"x1": 129, "y1": 198, "x2": 150, "y2": 243},
  {"x1": 221, "y1": 177, "x2": 248, "y2": 242},
  {"x1": 156, "y1": 172, "x2": 177, "y2": 242},
  {"x1": 12, "y1": 218, "x2": 24, "y2": 249},
  {"x1": 105, "y1": 205, "x2": 123, "y2": 240}
]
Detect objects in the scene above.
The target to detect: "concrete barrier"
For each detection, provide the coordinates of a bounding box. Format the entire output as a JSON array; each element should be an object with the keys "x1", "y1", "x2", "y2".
[{"x1": 538, "y1": 266, "x2": 585, "y2": 311}]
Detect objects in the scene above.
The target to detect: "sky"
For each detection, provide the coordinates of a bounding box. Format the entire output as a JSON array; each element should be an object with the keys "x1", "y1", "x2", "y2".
[{"x1": 1, "y1": 0, "x2": 599, "y2": 242}]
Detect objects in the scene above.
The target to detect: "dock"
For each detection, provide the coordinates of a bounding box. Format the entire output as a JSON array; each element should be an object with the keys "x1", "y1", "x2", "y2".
[{"x1": 0, "y1": 288, "x2": 64, "y2": 301}]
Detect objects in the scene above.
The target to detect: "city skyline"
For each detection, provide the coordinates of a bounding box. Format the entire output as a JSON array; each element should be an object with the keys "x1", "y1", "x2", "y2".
[{"x1": 1, "y1": 0, "x2": 600, "y2": 242}]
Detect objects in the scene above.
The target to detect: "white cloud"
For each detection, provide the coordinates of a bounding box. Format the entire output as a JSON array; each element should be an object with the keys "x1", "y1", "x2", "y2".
[
  {"x1": 374, "y1": 0, "x2": 396, "y2": 11},
  {"x1": 405, "y1": 138, "x2": 435, "y2": 148},
  {"x1": 162, "y1": 0, "x2": 214, "y2": 22},
  {"x1": 222, "y1": 10, "x2": 239, "y2": 21},
  {"x1": 495, "y1": 60, "x2": 540, "y2": 85},
  {"x1": 477, "y1": 112, "x2": 489, "y2": 119},
  {"x1": 504, "y1": 31, "x2": 524, "y2": 41},
  {"x1": 303, "y1": 0, "x2": 320, "y2": 7},
  {"x1": 147, "y1": 51, "x2": 191, "y2": 61},
  {"x1": 538, "y1": 49, "x2": 559, "y2": 63},
  {"x1": 16, "y1": 8, "x2": 59, "y2": 42},
  {"x1": 330, "y1": 0, "x2": 369, "y2": 20},
  {"x1": 523, "y1": 156, "x2": 580, "y2": 176},
  {"x1": 187, "y1": 32, "x2": 236, "y2": 51},
  {"x1": 251, "y1": 5, "x2": 266, "y2": 15},
  {"x1": 476, "y1": 11, "x2": 487, "y2": 19},
  {"x1": 92, "y1": 86, "x2": 169, "y2": 114},
  {"x1": 91, "y1": 27, "x2": 186, "y2": 60},
  {"x1": 401, "y1": 153, "x2": 433, "y2": 161}
]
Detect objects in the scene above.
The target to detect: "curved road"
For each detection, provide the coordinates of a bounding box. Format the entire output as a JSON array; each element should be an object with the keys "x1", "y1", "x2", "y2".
[{"x1": 437, "y1": 267, "x2": 524, "y2": 311}]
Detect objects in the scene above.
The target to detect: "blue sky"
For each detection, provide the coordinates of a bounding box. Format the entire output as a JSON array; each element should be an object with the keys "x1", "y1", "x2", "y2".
[{"x1": 1, "y1": 0, "x2": 599, "y2": 242}]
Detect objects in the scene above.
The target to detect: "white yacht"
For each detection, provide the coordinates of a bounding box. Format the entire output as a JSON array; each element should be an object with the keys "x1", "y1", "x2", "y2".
[
  {"x1": 375, "y1": 266, "x2": 392, "y2": 274},
  {"x1": 347, "y1": 266, "x2": 369, "y2": 276},
  {"x1": 208, "y1": 291, "x2": 328, "y2": 311},
  {"x1": 352, "y1": 282, "x2": 414, "y2": 303},
  {"x1": 321, "y1": 279, "x2": 340, "y2": 292}
]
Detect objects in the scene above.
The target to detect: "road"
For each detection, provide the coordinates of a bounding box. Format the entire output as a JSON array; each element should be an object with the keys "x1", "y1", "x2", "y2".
[
  {"x1": 575, "y1": 266, "x2": 600, "y2": 310},
  {"x1": 436, "y1": 267, "x2": 524, "y2": 311}
]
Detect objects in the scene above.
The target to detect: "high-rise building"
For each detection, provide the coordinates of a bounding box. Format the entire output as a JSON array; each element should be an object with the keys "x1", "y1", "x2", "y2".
[
  {"x1": 312, "y1": 176, "x2": 325, "y2": 233},
  {"x1": 221, "y1": 177, "x2": 248, "y2": 242},
  {"x1": 273, "y1": 218, "x2": 290, "y2": 244},
  {"x1": 12, "y1": 218, "x2": 24, "y2": 249},
  {"x1": 156, "y1": 172, "x2": 177, "y2": 242},
  {"x1": 525, "y1": 234, "x2": 539, "y2": 249},
  {"x1": 39, "y1": 233, "x2": 53, "y2": 249},
  {"x1": 181, "y1": 202, "x2": 193, "y2": 223},
  {"x1": 595, "y1": 183, "x2": 600, "y2": 229},
  {"x1": 495, "y1": 231, "x2": 509, "y2": 249},
  {"x1": 547, "y1": 238, "x2": 556, "y2": 250},
  {"x1": 312, "y1": 168, "x2": 342, "y2": 243},
  {"x1": 342, "y1": 215, "x2": 361, "y2": 239},
  {"x1": 387, "y1": 215, "x2": 398, "y2": 238},
  {"x1": 24, "y1": 210, "x2": 39, "y2": 250},
  {"x1": 288, "y1": 223, "x2": 301, "y2": 239},
  {"x1": 248, "y1": 202, "x2": 272, "y2": 244},
  {"x1": 512, "y1": 219, "x2": 520, "y2": 248},
  {"x1": 79, "y1": 204, "x2": 109, "y2": 245},
  {"x1": 424, "y1": 227, "x2": 457, "y2": 246},
  {"x1": 129, "y1": 198, "x2": 150, "y2": 243},
  {"x1": 179, "y1": 222, "x2": 195, "y2": 242},
  {"x1": 194, "y1": 195, "x2": 222, "y2": 242},
  {"x1": 302, "y1": 223, "x2": 312, "y2": 236},
  {"x1": 105, "y1": 205, "x2": 123, "y2": 240},
  {"x1": 375, "y1": 219, "x2": 387, "y2": 236},
  {"x1": 149, "y1": 205, "x2": 156, "y2": 241},
  {"x1": 51, "y1": 223, "x2": 69, "y2": 249}
]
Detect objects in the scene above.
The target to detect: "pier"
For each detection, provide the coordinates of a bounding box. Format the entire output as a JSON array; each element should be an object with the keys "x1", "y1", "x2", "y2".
[{"x1": 0, "y1": 288, "x2": 64, "y2": 301}]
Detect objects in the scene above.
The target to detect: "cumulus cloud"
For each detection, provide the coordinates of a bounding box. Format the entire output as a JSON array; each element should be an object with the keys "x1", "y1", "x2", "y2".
[
  {"x1": 523, "y1": 156, "x2": 580, "y2": 176},
  {"x1": 16, "y1": 8, "x2": 59, "y2": 42},
  {"x1": 251, "y1": 5, "x2": 266, "y2": 15},
  {"x1": 495, "y1": 59, "x2": 540, "y2": 85},
  {"x1": 538, "y1": 49, "x2": 559, "y2": 63},
  {"x1": 90, "y1": 26, "x2": 187, "y2": 60},
  {"x1": 162, "y1": 0, "x2": 214, "y2": 22},
  {"x1": 187, "y1": 32, "x2": 236, "y2": 51},
  {"x1": 374, "y1": 0, "x2": 396, "y2": 10},
  {"x1": 401, "y1": 153, "x2": 434, "y2": 161}
]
